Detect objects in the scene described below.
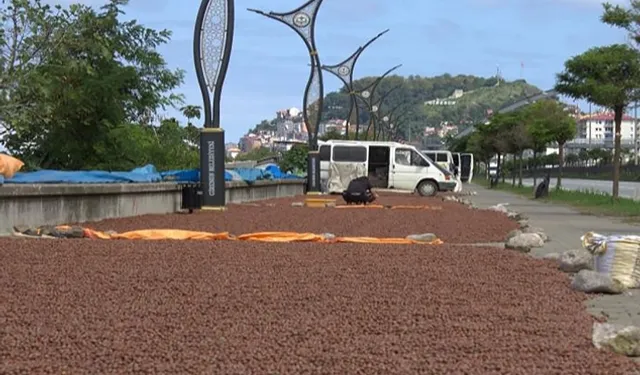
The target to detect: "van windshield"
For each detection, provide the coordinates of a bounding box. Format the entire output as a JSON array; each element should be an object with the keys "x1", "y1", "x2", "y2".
[{"x1": 416, "y1": 149, "x2": 453, "y2": 176}]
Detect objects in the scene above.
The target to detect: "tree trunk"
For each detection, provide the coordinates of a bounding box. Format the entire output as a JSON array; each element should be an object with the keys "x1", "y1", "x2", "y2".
[
  {"x1": 613, "y1": 105, "x2": 623, "y2": 199},
  {"x1": 518, "y1": 152, "x2": 524, "y2": 187},
  {"x1": 496, "y1": 153, "x2": 502, "y2": 185},
  {"x1": 557, "y1": 143, "x2": 564, "y2": 189},
  {"x1": 532, "y1": 150, "x2": 537, "y2": 186},
  {"x1": 512, "y1": 154, "x2": 516, "y2": 186}
]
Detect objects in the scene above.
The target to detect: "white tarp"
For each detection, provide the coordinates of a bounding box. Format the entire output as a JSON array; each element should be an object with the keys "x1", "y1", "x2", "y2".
[{"x1": 327, "y1": 162, "x2": 367, "y2": 193}]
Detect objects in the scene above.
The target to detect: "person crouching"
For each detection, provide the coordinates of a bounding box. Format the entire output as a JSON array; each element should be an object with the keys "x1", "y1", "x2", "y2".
[{"x1": 342, "y1": 176, "x2": 378, "y2": 205}]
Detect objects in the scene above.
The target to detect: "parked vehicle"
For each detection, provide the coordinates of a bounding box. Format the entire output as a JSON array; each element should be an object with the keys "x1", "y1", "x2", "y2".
[
  {"x1": 318, "y1": 140, "x2": 457, "y2": 196},
  {"x1": 460, "y1": 153, "x2": 474, "y2": 182},
  {"x1": 452, "y1": 152, "x2": 460, "y2": 177},
  {"x1": 422, "y1": 150, "x2": 456, "y2": 174}
]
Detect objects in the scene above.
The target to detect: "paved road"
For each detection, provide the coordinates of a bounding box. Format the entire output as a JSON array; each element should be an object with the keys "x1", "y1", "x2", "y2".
[{"x1": 519, "y1": 177, "x2": 640, "y2": 200}]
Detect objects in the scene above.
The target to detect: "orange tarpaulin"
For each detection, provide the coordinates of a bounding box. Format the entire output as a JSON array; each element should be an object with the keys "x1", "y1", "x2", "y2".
[
  {"x1": 390, "y1": 205, "x2": 443, "y2": 210},
  {"x1": 237, "y1": 232, "x2": 324, "y2": 243},
  {"x1": 335, "y1": 205, "x2": 385, "y2": 209},
  {"x1": 54, "y1": 226, "x2": 442, "y2": 245},
  {"x1": 0, "y1": 153, "x2": 24, "y2": 179},
  {"x1": 335, "y1": 236, "x2": 443, "y2": 245},
  {"x1": 80, "y1": 227, "x2": 232, "y2": 241}
]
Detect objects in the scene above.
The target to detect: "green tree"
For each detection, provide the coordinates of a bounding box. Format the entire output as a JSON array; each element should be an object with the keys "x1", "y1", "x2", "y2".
[
  {"x1": 279, "y1": 144, "x2": 308, "y2": 174},
  {"x1": 319, "y1": 128, "x2": 343, "y2": 141},
  {"x1": 180, "y1": 105, "x2": 201, "y2": 126},
  {"x1": 523, "y1": 100, "x2": 576, "y2": 188},
  {"x1": 602, "y1": 1, "x2": 640, "y2": 46},
  {"x1": 501, "y1": 112, "x2": 531, "y2": 187},
  {"x1": 235, "y1": 147, "x2": 274, "y2": 162},
  {"x1": 555, "y1": 44, "x2": 640, "y2": 198},
  {"x1": 2, "y1": 0, "x2": 184, "y2": 170}
]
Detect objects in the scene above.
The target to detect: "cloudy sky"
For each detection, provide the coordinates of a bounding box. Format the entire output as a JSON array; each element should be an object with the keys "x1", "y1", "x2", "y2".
[{"x1": 54, "y1": 0, "x2": 627, "y2": 142}]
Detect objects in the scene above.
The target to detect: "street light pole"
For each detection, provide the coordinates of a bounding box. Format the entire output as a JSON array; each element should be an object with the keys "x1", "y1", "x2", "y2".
[
  {"x1": 379, "y1": 102, "x2": 405, "y2": 140},
  {"x1": 194, "y1": 0, "x2": 235, "y2": 209},
  {"x1": 248, "y1": 0, "x2": 325, "y2": 193},
  {"x1": 352, "y1": 64, "x2": 402, "y2": 140},
  {"x1": 321, "y1": 29, "x2": 389, "y2": 139},
  {"x1": 370, "y1": 83, "x2": 402, "y2": 140}
]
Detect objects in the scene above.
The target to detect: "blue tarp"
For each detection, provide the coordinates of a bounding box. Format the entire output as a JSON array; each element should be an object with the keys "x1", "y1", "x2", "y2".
[
  {"x1": 6, "y1": 168, "x2": 162, "y2": 184},
  {"x1": 0, "y1": 163, "x2": 303, "y2": 185},
  {"x1": 259, "y1": 163, "x2": 301, "y2": 179},
  {"x1": 160, "y1": 169, "x2": 199, "y2": 183}
]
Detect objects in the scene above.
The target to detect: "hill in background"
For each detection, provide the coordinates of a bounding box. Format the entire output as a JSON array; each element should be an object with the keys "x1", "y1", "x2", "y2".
[
  {"x1": 250, "y1": 74, "x2": 543, "y2": 142},
  {"x1": 322, "y1": 74, "x2": 542, "y2": 139}
]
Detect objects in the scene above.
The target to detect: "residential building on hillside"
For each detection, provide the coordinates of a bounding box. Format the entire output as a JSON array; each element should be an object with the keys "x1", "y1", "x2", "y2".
[
  {"x1": 424, "y1": 89, "x2": 465, "y2": 106},
  {"x1": 574, "y1": 112, "x2": 637, "y2": 143}
]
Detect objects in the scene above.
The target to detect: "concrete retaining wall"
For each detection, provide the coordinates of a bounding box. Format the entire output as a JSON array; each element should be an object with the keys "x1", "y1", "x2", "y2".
[{"x1": 0, "y1": 179, "x2": 305, "y2": 235}]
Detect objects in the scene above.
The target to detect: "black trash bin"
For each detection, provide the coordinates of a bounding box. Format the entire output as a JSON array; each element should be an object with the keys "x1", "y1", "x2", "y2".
[{"x1": 180, "y1": 183, "x2": 203, "y2": 213}]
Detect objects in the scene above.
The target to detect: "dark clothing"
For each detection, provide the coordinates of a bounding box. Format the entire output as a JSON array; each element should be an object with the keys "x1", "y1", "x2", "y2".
[
  {"x1": 346, "y1": 176, "x2": 373, "y2": 194},
  {"x1": 343, "y1": 177, "x2": 376, "y2": 205}
]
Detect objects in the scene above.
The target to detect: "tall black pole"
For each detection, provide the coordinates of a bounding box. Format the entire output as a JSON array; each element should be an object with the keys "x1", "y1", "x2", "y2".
[
  {"x1": 321, "y1": 29, "x2": 389, "y2": 139},
  {"x1": 194, "y1": 0, "x2": 235, "y2": 210},
  {"x1": 248, "y1": 0, "x2": 325, "y2": 194},
  {"x1": 352, "y1": 64, "x2": 401, "y2": 140}
]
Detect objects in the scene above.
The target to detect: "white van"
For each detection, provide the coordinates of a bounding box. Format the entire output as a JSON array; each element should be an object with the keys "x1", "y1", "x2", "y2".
[
  {"x1": 422, "y1": 150, "x2": 455, "y2": 174},
  {"x1": 319, "y1": 140, "x2": 457, "y2": 196}
]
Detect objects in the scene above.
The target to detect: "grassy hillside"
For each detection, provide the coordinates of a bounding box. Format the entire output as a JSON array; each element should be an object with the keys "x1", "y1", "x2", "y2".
[{"x1": 319, "y1": 74, "x2": 543, "y2": 142}]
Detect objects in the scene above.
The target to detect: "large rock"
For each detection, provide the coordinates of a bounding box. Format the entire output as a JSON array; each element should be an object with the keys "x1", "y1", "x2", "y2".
[
  {"x1": 505, "y1": 229, "x2": 522, "y2": 241},
  {"x1": 542, "y1": 252, "x2": 561, "y2": 260},
  {"x1": 488, "y1": 203, "x2": 510, "y2": 214},
  {"x1": 571, "y1": 270, "x2": 625, "y2": 294},
  {"x1": 522, "y1": 226, "x2": 549, "y2": 242},
  {"x1": 593, "y1": 322, "x2": 640, "y2": 357},
  {"x1": 505, "y1": 232, "x2": 544, "y2": 252},
  {"x1": 506, "y1": 211, "x2": 524, "y2": 221},
  {"x1": 558, "y1": 249, "x2": 593, "y2": 273}
]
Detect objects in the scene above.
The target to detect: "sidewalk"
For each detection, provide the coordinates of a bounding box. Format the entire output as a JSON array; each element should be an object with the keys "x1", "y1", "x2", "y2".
[{"x1": 468, "y1": 183, "x2": 640, "y2": 327}]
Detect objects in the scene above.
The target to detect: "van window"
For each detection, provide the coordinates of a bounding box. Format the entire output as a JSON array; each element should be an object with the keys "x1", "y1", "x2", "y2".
[
  {"x1": 396, "y1": 148, "x2": 429, "y2": 167},
  {"x1": 424, "y1": 152, "x2": 436, "y2": 162},
  {"x1": 332, "y1": 145, "x2": 367, "y2": 162},
  {"x1": 436, "y1": 153, "x2": 448, "y2": 162},
  {"x1": 319, "y1": 145, "x2": 330, "y2": 161}
]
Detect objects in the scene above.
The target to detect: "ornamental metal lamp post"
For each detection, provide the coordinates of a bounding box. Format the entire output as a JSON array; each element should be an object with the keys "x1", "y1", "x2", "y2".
[
  {"x1": 194, "y1": 0, "x2": 235, "y2": 209},
  {"x1": 248, "y1": 0, "x2": 325, "y2": 194},
  {"x1": 379, "y1": 102, "x2": 405, "y2": 140},
  {"x1": 320, "y1": 29, "x2": 389, "y2": 139},
  {"x1": 370, "y1": 84, "x2": 402, "y2": 140},
  {"x1": 352, "y1": 64, "x2": 401, "y2": 140}
]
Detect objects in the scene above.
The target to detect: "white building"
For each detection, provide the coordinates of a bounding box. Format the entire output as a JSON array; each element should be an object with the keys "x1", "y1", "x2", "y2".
[{"x1": 575, "y1": 112, "x2": 637, "y2": 143}]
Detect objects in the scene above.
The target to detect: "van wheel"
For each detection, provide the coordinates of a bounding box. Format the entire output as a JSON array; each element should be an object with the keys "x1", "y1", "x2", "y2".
[{"x1": 417, "y1": 180, "x2": 438, "y2": 197}]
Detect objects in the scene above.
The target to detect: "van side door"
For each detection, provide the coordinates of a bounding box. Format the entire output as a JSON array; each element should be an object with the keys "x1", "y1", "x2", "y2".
[{"x1": 391, "y1": 147, "x2": 428, "y2": 190}]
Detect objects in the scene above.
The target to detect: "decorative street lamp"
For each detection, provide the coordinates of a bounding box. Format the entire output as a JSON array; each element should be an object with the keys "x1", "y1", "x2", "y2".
[
  {"x1": 194, "y1": 0, "x2": 235, "y2": 209},
  {"x1": 248, "y1": 0, "x2": 325, "y2": 193},
  {"x1": 378, "y1": 102, "x2": 405, "y2": 140},
  {"x1": 320, "y1": 29, "x2": 389, "y2": 139},
  {"x1": 351, "y1": 64, "x2": 401, "y2": 140},
  {"x1": 370, "y1": 83, "x2": 402, "y2": 140}
]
